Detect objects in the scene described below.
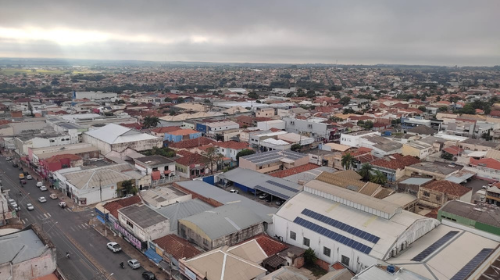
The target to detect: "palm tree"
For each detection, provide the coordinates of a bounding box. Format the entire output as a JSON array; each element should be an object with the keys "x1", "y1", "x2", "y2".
[
  {"x1": 341, "y1": 153, "x2": 355, "y2": 170},
  {"x1": 142, "y1": 116, "x2": 160, "y2": 129},
  {"x1": 358, "y1": 163, "x2": 372, "y2": 181},
  {"x1": 370, "y1": 170, "x2": 387, "y2": 185}
]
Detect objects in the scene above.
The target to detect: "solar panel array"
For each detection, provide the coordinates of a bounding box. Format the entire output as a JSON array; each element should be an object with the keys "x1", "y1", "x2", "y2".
[
  {"x1": 266, "y1": 180, "x2": 299, "y2": 193},
  {"x1": 294, "y1": 217, "x2": 373, "y2": 254},
  {"x1": 411, "y1": 231, "x2": 459, "y2": 261},
  {"x1": 301, "y1": 209, "x2": 380, "y2": 244},
  {"x1": 255, "y1": 185, "x2": 290, "y2": 200},
  {"x1": 450, "y1": 248, "x2": 493, "y2": 280}
]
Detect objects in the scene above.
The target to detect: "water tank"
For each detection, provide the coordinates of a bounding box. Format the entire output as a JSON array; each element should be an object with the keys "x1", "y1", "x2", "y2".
[{"x1": 387, "y1": 265, "x2": 395, "y2": 273}]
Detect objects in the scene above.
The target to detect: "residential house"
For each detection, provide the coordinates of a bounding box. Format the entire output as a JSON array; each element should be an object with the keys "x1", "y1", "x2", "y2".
[
  {"x1": 405, "y1": 162, "x2": 461, "y2": 180},
  {"x1": 418, "y1": 180, "x2": 471, "y2": 208},
  {"x1": 215, "y1": 141, "x2": 250, "y2": 161},
  {"x1": 283, "y1": 117, "x2": 336, "y2": 141},
  {"x1": 371, "y1": 154, "x2": 420, "y2": 182},
  {"x1": 150, "y1": 126, "x2": 181, "y2": 138},
  {"x1": 134, "y1": 155, "x2": 176, "y2": 180},
  {"x1": 401, "y1": 141, "x2": 434, "y2": 159},
  {"x1": 174, "y1": 150, "x2": 209, "y2": 178},
  {"x1": 239, "y1": 150, "x2": 310, "y2": 174},
  {"x1": 152, "y1": 234, "x2": 201, "y2": 279}
]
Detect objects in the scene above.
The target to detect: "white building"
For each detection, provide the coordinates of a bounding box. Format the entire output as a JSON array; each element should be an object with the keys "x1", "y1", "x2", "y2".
[
  {"x1": 206, "y1": 121, "x2": 240, "y2": 135},
  {"x1": 340, "y1": 131, "x2": 379, "y2": 147},
  {"x1": 15, "y1": 133, "x2": 79, "y2": 156},
  {"x1": 118, "y1": 204, "x2": 170, "y2": 242},
  {"x1": 257, "y1": 120, "x2": 285, "y2": 131},
  {"x1": 74, "y1": 91, "x2": 118, "y2": 100},
  {"x1": 273, "y1": 180, "x2": 440, "y2": 273},
  {"x1": 82, "y1": 123, "x2": 162, "y2": 154}
]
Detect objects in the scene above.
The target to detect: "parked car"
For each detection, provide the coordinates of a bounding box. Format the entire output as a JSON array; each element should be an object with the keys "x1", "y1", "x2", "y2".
[
  {"x1": 50, "y1": 193, "x2": 58, "y2": 199},
  {"x1": 26, "y1": 175, "x2": 32, "y2": 180},
  {"x1": 12, "y1": 163, "x2": 18, "y2": 168},
  {"x1": 38, "y1": 197, "x2": 47, "y2": 203},
  {"x1": 18, "y1": 173, "x2": 24, "y2": 179},
  {"x1": 40, "y1": 186, "x2": 47, "y2": 191},
  {"x1": 26, "y1": 203, "x2": 34, "y2": 211},
  {"x1": 36, "y1": 181, "x2": 43, "y2": 187},
  {"x1": 275, "y1": 200, "x2": 284, "y2": 206},
  {"x1": 8, "y1": 198, "x2": 15, "y2": 205},
  {"x1": 5, "y1": 157, "x2": 11, "y2": 161},
  {"x1": 229, "y1": 189, "x2": 239, "y2": 194},
  {"x1": 58, "y1": 202, "x2": 67, "y2": 208},
  {"x1": 258, "y1": 193, "x2": 269, "y2": 199},
  {"x1": 127, "y1": 259, "x2": 141, "y2": 269},
  {"x1": 142, "y1": 271, "x2": 157, "y2": 280},
  {"x1": 20, "y1": 179, "x2": 27, "y2": 185},
  {"x1": 106, "y1": 242, "x2": 121, "y2": 253}
]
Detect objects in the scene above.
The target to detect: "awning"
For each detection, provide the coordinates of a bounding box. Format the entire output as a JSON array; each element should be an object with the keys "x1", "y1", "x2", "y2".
[
  {"x1": 144, "y1": 248, "x2": 162, "y2": 264},
  {"x1": 97, "y1": 215, "x2": 106, "y2": 224},
  {"x1": 152, "y1": 170, "x2": 161, "y2": 180},
  {"x1": 164, "y1": 170, "x2": 171, "y2": 174}
]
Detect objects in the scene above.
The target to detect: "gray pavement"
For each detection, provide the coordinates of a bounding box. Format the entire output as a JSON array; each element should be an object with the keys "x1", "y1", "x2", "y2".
[{"x1": 0, "y1": 154, "x2": 150, "y2": 280}]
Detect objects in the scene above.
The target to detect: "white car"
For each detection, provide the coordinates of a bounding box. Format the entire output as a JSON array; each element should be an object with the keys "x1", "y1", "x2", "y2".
[
  {"x1": 8, "y1": 198, "x2": 15, "y2": 205},
  {"x1": 26, "y1": 175, "x2": 32, "y2": 180},
  {"x1": 107, "y1": 242, "x2": 121, "y2": 253},
  {"x1": 26, "y1": 203, "x2": 34, "y2": 211},
  {"x1": 127, "y1": 259, "x2": 141, "y2": 269},
  {"x1": 40, "y1": 186, "x2": 47, "y2": 191},
  {"x1": 36, "y1": 182, "x2": 43, "y2": 187},
  {"x1": 229, "y1": 189, "x2": 239, "y2": 194},
  {"x1": 38, "y1": 197, "x2": 47, "y2": 203}
]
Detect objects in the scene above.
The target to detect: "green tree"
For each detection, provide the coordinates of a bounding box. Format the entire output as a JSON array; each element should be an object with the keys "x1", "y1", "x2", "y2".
[
  {"x1": 357, "y1": 120, "x2": 365, "y2": 126},
  {"x1": 291, "y1": 143, "x2": 301, "y2": 152},
  {"x1": 176, "y1": 97, "x2": 185, "y2": 103},
  {"x1": 203, "y1": 146, "x2": 223, "y2": 174},
  {"x1": 236, "y1": 149, "x2": 255, "y2": 161},
  {"x1": 358, "y1": 163, "x2": 373, "y2": 181},
  {"x1": 363, "y1": 121, "x2": 374, "y2": 130},
  {"x1": 341, "y1": 153, "x2": 355, "y2": 170},
  {"x1": 339, "y1": 97, "x2": 351, "y2": 106},
  {"x1": 120, "y1": 179, "x2": 137, "y2": 196},
  {"x1": 164, "y1": 97, "x2": 172, "y2": 102},
  {"x1": 438, "y1": 106, "x2": 448, "y2": 112},
  {"x1": 370, "y1": 170, "x2": 387, "y2": 185},
  {"x1": 304, "y1": 248, "x2": 318, "y2": 266},
  {"x1": 248, "y1": 92, "x2": 259, "y2": 99},
  {"x1": 142, "y1": 116, "x2": 160, "y2": 129},
  {"x1": 418, "y1": 106, "x2": 427, "y2": 112},
  {"x1": 441, "y1": 152, "x2": 453, "y2": 160}
]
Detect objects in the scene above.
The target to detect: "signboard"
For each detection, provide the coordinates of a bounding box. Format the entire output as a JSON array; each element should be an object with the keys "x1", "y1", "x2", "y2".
[{"x1": 113, "y1": 222, "x2": 142, "y2": 250}]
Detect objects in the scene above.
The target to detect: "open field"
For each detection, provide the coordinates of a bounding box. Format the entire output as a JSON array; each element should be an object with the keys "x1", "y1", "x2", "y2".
[{"x1": 0, "y1": 68, "x2": 93, "y2": 76}]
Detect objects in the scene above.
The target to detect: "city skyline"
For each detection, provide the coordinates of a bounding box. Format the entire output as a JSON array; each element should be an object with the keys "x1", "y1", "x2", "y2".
[{"x1": 0, "y1": 0, "x2": 499, "y2": 66}]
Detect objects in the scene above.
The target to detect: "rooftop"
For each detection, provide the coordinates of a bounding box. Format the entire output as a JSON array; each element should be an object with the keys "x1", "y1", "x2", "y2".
[
  {"x1": 0, "y1": 229, "x2": 49, "y2": 264},
  {"x1": 135, "y1": 155, "x2": 175, "y2": 166},
  {"x1": 119, "y1": 204, "x2": 168, "y2": 229},
  {"x1": 399, "y1": 177, "x2": 433, "y2": 186},
  {"x1": 168, "y1": 136, "x2": 215, "y2": 149},
  {"x1": 421, "y1": 180, "x2": 471, "y2": 197},
  {"x1": 241, "y1": 150, "x2": 307, "y2": 166},
  {"x1": 153, "y1": 234, "x2": 201, "y2": 261},
  {"x1": 155, "y1": 199, "x2": 213, "y2": 233},
  {"x1": 166, "y1": 128, "x2": 200, "y2": 136},
  {"x1": 85, "y1": 123, "x2": 159, "y2": 144},
  {"x1": 440, "y1": 200, "x2": 500, "y2": 229},
  {"x1": 60, "y1": 163, "x2": 136, "y2": 190},
  {"x1": 140, "y1": 186, "x2": 188, "y2": 208},
  {"x1": 407, "y1": 162, "x2": 461, "y2": 176},
  {"x1": 103, "y1": 195, "x2": 142, "y2": 218},
  {"x1": 371, "y1": 154, "x2": 420, "y2": 170}
]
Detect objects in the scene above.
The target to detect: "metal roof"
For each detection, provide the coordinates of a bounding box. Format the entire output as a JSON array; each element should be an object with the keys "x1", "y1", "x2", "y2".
[
  {"x1": 241, "y1": 150, "x2": 306, "y2": 166},
  {"x1": 155, "y1": 199, "x2": 214, "y2": 233},
  {"x1": 175, "y1": 181, "x2": 276, "y2": 223},
  {"x1": 119, "y1": 204, "x2": 168, "y2": 229},
  {"x1": 399, "y1": 178, "x2": 433, "y2": 186},
  {"x1": 85, "y1": 123, "x2": 159, "y2": 144},
  {"x1": 179, "y1": 204, "x2": 263, "y2": 240},
  {"x1": 0, "y1": 230, "x2": 49, "y2": 264}
]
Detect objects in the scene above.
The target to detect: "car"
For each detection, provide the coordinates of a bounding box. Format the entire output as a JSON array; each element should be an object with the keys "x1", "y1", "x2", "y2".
[
  {"x1": 275, "y1": 200, "x2": 284, "y2": 206},
  {"x1": 127, "y1": 259, "x2": 141, "y2": 269},
  {"x1": 106, "y1": 242, "x2": 121, "y2": 253},
  {"x1": 20, "y1": 179, "x2": 27, "y2": 185},
  {"x1": 8, "y1": 198, "x2": 15, "y2": 204},
  {"x1": 38, "y1": 197, "x2": 47, "y2": 203},
  {"x1": 40, "y1": 186, "x2": 47, "y2": 191},
  {"x1": 26, "y1": 175, "x2": 32, "y2": 180},
  {"x1": 258, "y1": 193, "x2": 269, "y2": 199},
  {"x1": 58, "y1": 202, "x2": 67, "y2": 208},
  {"x1": 5, "y1": 157, "x2": 11, "y2": 161},
  {"x1": 142, "y1": 271, "x2": 157, "y2": 280},
  {"x1": 229, "y1": 189, "x2": 239, "y2": 194},
  {"x1": 26, "y1": 203, "x2": 34, "y2": 211},
  {"x1": 19, "y1": 173, "x2": 24, "y2": 179},
  {"x1": 12, "y1": 163, "x2": 18, "y2": 168},
  {"x1": 50, "y1": 193, "x2": 58, "y2": 199},
  {"x1": 36, "y1": 181, "x2": 43, "y2": 187}
]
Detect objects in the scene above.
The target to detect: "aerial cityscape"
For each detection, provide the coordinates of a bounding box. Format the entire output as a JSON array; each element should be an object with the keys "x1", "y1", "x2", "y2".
[{"x1": 1, "y1": 1, "x2": 500, "y2": 280}]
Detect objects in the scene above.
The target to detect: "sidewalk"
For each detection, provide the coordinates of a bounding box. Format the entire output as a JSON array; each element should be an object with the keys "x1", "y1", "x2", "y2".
[{"x1": 93, "y1": 223, "x2": 170, "y2": 280}]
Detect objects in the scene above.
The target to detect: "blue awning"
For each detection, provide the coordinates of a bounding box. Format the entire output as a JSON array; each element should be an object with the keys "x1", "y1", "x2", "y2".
[
  {"x1": 144, "y1": 248, "x2": 162, "y2": 264},
  {"x1": 97, "y1": 215, "x2": 106, "y2": 224}
]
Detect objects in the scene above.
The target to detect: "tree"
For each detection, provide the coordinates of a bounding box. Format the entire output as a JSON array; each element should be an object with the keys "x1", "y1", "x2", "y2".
[
  {"x1": 363, "y1": 121, "x2": 374, "y2": 130},
  {"x1": 358, "y1": 163, "x2": 372, "y2": 181},
  {"x1": 418, "y1": 106, "x2": 427, "y2": 112},
  {"x1": 441, "y1": 152, "x2": 453, "y2": 160},
  {"x1": 303, "y1": 248, "x2": 317, "y2": 266},
  {"x1": 202, "y1": 147, "x2": 222, "y2": 174},
  {"x1": 164, "y1": 97, "x2": 172, "y2": 102},
  {"x1": 248, "y1": 92, "x2": 259, "y2": 99},
  {"x1": 28, "y1": 102, "x2": 34, "y2": 117},
  {"x1": 339, "y1": 97, "x2": 351, "y2": 106},
  {"x1": 341, "y1": 153, "x2": 355, "y2": 170},
  {"x1": 120, "y1": 180, "x2": 137, "y2": 196},
  {"x1": 176, "y1": 97, "x2": 185, "y2": 103},
  {"x1": 142, "y1": 116, "x2": 160, "y2": 129},
  {"x1": 291, "y1": 143, "x2": 301, "y2": 152},
  {"x1": 236, "y1": 149, "x2": 255, "y2": 161},
  {"x1": 436, "y1": 96, "x2": 441, "y2": 101},
  {"x1": 370, "y1": 170, "x2": 387, "y2": 185},
  {"x1": 438, "y1": 106, "x2": 448, "y2": 112},
  {"x1": 357, "y1": 120, "x2": 365, "y2": 126}
]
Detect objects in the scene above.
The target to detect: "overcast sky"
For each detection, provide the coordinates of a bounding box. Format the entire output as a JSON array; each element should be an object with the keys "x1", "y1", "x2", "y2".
[{"x1": 1, "y1": 0, "x2": 499, "y2": 66}]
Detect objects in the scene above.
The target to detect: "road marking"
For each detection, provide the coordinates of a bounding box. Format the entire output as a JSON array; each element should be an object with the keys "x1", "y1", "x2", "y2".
[
  {"x1": 22, "y1": 220, "x2": 25, "y2": 224},
  {"x1": 46, "y1": 213, "x2": 51, "y2": 217}
]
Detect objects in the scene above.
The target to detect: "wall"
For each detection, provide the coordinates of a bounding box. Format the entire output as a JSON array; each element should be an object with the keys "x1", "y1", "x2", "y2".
[
  {"x1": 0, "y1": 248, "x2": 57, "y2": 280},
  {"x1": 284, "y1": 118, "x2": 332, "y2": 140},
  {"x1": 238, "y1": 157, "x2": 257, "y2": 171},
  {"x1": 418, "y1": 187, "x2": 462, "y2": 208}
]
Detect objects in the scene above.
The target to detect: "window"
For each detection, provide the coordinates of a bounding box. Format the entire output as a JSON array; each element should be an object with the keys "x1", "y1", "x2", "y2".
[
  {"x1": 126, "y1": 220, "x2": 134, "y2": 228},
  {"x1": 341, "y1": 255, "x2": 350, "y2": 266},
  {"x1": 323, "y1": 246, "x2": 331, "y2": 257},
  {"x1": 436, "y1": 195, "x2": 442, "y2": 201},
  {"x1": 290, "y1": 231, "x2": 296, "y2": 240},
  {"x1": 303, "y1": 237, "x2": 310, "y2": 247},
  {"x1": 423, "y1": 191, "x2": 430, "y2": 197}
]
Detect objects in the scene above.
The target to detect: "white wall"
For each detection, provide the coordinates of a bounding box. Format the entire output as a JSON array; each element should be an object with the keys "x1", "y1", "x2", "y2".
[{"x1": 257, "y1": 120, "x2": 285, "y2": 131}]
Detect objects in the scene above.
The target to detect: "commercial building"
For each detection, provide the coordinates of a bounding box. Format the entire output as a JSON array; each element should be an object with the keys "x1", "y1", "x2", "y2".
[
  {"x1": 239, "y1": 150, "x2": 310, "y2": 174},
  {"x1": 82, "y1": 123, "x2": 162, "y2": 154},
  {"x1": 134, "y1": 155, "x2": 176, "y2": 180},
  {"x1": 164, "y1": 129, "x2": 202, "y2": 143},
  {"x1": 405, "y1": 162, "x2": 461, "y2": 180},
  {"x1": 283, "y1": 117, "x2": 337, "y2": 141},
  {"x1": 118, "y1": 204, "x2": 170, "y2": 242}
]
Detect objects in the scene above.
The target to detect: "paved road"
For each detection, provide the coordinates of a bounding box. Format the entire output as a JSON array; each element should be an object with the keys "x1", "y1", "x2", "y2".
[{"x1": 0, "y1": 156, "x2": 146, "y2": 280}]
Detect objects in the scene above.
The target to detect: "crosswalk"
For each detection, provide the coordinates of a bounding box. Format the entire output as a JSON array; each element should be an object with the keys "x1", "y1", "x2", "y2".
[{"x1": 69, "y1": 223, "x2": 93, "y2": 231}]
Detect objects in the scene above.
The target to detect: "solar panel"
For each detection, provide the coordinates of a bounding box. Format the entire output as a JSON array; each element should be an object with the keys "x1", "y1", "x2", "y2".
[
  {"x1": 266, "y1": 180, "x2": 299, "y2": 193},
  {"x1": 255, "y1": 185, "x2": 290, "y2": 200},
  {"x1": 301, "y1": 209, "x2": 381, "y2": 244},
  {"x1": 411, "y1": 231, "x2": 459, "y2": 261},
  {"x1": 450, "y1": 248, "x2": 493, "y2": 280},
  {"x1": 293, "y1": 217, "x2": 373, "y2": 255}
]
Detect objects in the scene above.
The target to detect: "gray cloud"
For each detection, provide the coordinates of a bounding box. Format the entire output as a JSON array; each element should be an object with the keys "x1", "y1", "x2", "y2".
[{"x1": 0, "y1": 0, "x2": 499, "y2": 65}]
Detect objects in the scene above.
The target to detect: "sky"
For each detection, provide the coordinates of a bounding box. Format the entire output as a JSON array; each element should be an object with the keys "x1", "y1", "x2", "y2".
[{"x1": 0, "y1": 0, "x2": 499, "y2": 66}]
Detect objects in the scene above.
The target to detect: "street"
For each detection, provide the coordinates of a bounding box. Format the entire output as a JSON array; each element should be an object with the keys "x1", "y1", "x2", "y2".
[{"x1": 0, "y1": 155, "x2": 147, "y2": 280}]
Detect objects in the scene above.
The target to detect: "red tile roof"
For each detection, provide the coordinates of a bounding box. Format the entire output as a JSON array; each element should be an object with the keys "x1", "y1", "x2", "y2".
[
  {"x1": 175, "y1": 150, "x2": 208, "y2": 166},
  {"x1": 215, "y1": 141, "x2": 249, "y2": 150},
  {"x1": 45, "y1": 154, "x2": 82, "y2": 163},
  {"x1": 490, "y1": 110, "x2": 500, "y2": 117},
  {"x1": 237, "y1": 233, "x2": 288, "y2": 256},
  {"x1": 169, "y1": 137, "x2": 216, "y2": 149},
  {"x1": 345, "y1": 147, "x2": 372, "y2": 157},
  {"x1": 371, "y1": 154, "x2": 420, "y2": 170},
  {"x1": 0, "y1": 120, "x2": 11, "y2": 125},
  {"x1": 151, "y1": 126, "x2": 181, "y2": 133},
  {"x1": 154, "y1": 234, "x2": 201, "y2": 260},
  {"x1": 422, "y1": 180, "x2": 470, "y2": 197},
  {"x1": 269, "y1": 163, "x2": 320, "y2": 178},
  {"x1": 103, "y1": 196, "x2": 142, "y2": 218},
  {"x1": 470, "y1": 158, "x2": 500, "y2": 170},
  {"x1": 443, "y1": 146, "x2": 463, "y2": 156}
]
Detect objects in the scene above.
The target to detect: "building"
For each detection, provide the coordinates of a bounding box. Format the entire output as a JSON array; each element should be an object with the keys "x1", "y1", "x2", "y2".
[
  {"x1": 215, "y1": 141, "x2": 250, "y2": 161},
  {"x1": 397, "y1": 177, "x2": 434, "y2": 196},
  {"x1": 239, "y1": 150, "x2": 310, "y2": 174},
  {"x1": 315, "y1": 170, "x2": 389, "y2": 198},
  {"x1": 178, "y1": 204, "x2": 265, "y2": 250},
  {"x1": 353, "y1": 264, "x2": 429, "y2": 280},
  {"x1": 83, "y1": 123, "x2": 162, "y2": 154},
  {"x1": 164, "y1": 129, "x2": 202, "y2": 143},
  {"x1": 418, "y1": 180, "x2": 471, "y2": 208},
  {"x1": 39, "y1": 154, "x2": 83, "y2": 178},
  {"x1": 406, "y1": 125, "x2": 437, "y2": 136},
  {"x1": 370, "y1": 154, "x2": 421, "y2": 182},
  {"x1": 150, "y1": 126, "x2": 181, "y2": 138},
  {"x1": 205, "y1": 121, "x2": 240, "y2": 136},
  {"x1": 273, "y1": 181, "x2": 440, "y2": 273},
  {"x1": 74, "y1": 91, "x2": 117, "y2": 100},
  {"x1": 283, "y1": 117, "x2": 337, "y2": 141},
  {"x1": 152, "y1": 234, "x2": 201, "y2": 279},
  {"x1": 438, "y1": 200, "x2": 500, "y2": 240},
  {"x1": 459, "y1": 138, "x2": 500, "y2": 152},
  {"x1": 256, "y1": 108, "x2": 275, "y2": 118},
  {"x1": 174, "y1": 150, "x2": 208, "y2": 178},
  {"x1": 118, "y1": 204, "x2": 170, "y2": 242},
  {"x1": 29, "y1": 143, "x2": 100, "y2": 167},
  {"x1": 257, "y1": 120, "x2": 285, "y2": 130},
  {"x1": 155, "y1": 199, "x2": 214, "y2": 233},
  {"x1": 15, "y1": 132, "x2": 79, "y2": 156},
  {"x1": 0, "y1": 227, "x2": 57, "y2": 280},
  {"x1": 401, "y1": 141, "x2": 434, "y2": 159},
  {"x1": 134, "y1": 155, "x2": 176, "y2": 180},
  {"x1": 405, "y1": 162, "x2": 461, "y2": 180}
]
